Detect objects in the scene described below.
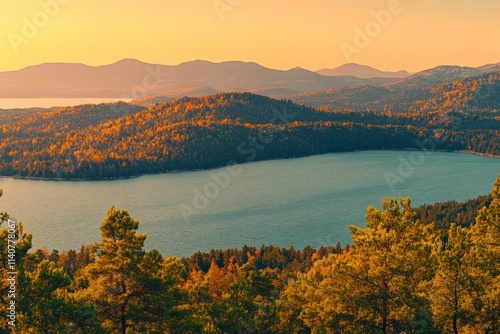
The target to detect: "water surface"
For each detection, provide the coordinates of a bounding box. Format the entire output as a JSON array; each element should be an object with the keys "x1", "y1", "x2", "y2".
[
  {"x1": 1, "y1": 151, "x2": 498, "y2": 257},
  {"x1": 0, "y1": 98, "x2": 131, "y2": 109}
]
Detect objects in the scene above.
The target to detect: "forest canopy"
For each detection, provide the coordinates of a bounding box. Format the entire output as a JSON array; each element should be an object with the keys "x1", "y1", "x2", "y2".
[{"x1": 0, "y1": 91, "x2": 499, "y2": 179}]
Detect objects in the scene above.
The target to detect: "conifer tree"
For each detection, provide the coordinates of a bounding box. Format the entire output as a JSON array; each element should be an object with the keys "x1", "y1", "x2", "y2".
[{"x1": 78, "y1": 206, "x2": 183, "y2": 333}]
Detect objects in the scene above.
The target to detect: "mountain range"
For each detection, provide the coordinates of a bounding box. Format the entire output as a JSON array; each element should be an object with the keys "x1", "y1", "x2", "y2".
[
  {"x1": 1, "y1": 59, "x2": 498, "y2": 99},
  {"x1": 0, "y1": 60, "x2": 391, "y2": 98}
]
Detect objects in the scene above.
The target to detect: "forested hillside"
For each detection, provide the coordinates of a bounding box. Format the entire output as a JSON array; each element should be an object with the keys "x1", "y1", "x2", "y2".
[
  {"x1": 415, "y1": 195, "x2": 492, "y2": 229},
  {"x1": 1, "y1": 92, "x2": 499, "y2": 179},
  {"x1": 1, "y1": 177, "x2": 499, "y2": 333},
  {"x1": 291, "y1": 71, "x2": 500, "y2": 113}
]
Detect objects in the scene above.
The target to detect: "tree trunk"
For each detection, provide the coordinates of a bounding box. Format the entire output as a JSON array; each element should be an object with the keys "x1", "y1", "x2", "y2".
[
  {"x1": 382, "y1": 279, "x2": 389, "y2": 334},
  {"x1": 121, "y1": 303, "x2": 127, "y2": 334},
  {"x1": 121, "y1": 278, "x2": 128, "y2": 334},
  {"x1": 453, "y1": 277, "x2": 459, "y2": 334}
]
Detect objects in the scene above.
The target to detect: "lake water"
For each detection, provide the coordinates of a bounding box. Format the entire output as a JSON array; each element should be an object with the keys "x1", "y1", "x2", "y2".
[
  {"x1": 0, "y1": 151, "x2": 499, "y2": 257},
  {"x1": 0, "y1": 98, "x2": 131, "y2": 109}
]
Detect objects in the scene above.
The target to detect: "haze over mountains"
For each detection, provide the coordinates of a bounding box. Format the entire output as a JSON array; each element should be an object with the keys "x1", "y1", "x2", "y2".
[
  {"x1": 1, "y1": 59, "x2": 498, "y2": 99},
  {"x1": 0, "y1": 59, "x2": 391, "y2": 98},
  {"x1": 317, "y1": 63, "x2": 410, "y2": 79}
]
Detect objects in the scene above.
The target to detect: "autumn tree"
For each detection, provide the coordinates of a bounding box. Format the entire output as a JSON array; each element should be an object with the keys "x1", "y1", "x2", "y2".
[{"x1": 275, "y1": 271, "x2": 312, "y2": 333}]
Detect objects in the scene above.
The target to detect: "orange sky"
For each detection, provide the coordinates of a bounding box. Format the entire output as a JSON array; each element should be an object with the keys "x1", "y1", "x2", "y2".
[{"x1": 1, "y1": 0, "x2": 499, "y2": 73}]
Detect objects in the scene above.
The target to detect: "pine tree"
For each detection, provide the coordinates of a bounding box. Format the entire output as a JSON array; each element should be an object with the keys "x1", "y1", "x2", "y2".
[
  {"x1": 430, "y1": 224, "x2": 475, "y2": 333},
  {"x1": 77, "y1": 206, "x2": 183, "y2": 333},
  {"x1": 295, "y1": 198, "x2": 437, "y2": 333},
  {"x1": 467, "y1": 177, "x2": 500, "y2": 332},
  {"x1": 18, "y1": 260, "x2": 71, "y2": 333}
]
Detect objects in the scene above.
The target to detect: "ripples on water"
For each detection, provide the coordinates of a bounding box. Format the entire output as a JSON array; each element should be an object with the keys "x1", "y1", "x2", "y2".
[{"x1": 1, "y1": 151, "x2": 499, "y2": 257}]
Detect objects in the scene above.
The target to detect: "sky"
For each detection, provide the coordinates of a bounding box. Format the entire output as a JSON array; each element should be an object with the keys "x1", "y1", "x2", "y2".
[{"x1": 0, "y1": 0, "x2": 499, "y2": 73}]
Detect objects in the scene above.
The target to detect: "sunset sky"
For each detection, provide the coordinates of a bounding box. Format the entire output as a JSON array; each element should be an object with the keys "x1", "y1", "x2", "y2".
[{"x1": 1, "y1": 0, "x2": 499, "y2": 73}]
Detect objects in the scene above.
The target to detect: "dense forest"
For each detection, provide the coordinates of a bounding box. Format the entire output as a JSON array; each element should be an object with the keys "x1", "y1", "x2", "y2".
[
  {"x1": 1, "y1": 177, "x2": 499, "y2": 333},
  {"x1": 1, "y1": 85, "x2": 500, "y2": 179},
  {"x1": 291, "y1": 71, "x2": 500, "y2": 113}
]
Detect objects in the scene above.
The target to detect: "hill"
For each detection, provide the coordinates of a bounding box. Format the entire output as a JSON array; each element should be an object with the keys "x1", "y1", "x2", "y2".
[
  {"x1": 317, "y1": 63, "x2": 410, "y2": 79},
  {"x1": 291, "y1": 71, "x2": 500, "y2": 113},
  {"x1": 1, "y1": 92, "x2": 500, "y2": 179}
]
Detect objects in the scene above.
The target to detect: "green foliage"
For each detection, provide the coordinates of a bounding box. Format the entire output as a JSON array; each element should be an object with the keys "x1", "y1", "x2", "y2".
[
  {"x1": 429, "y1": 224, "x2": 476, "y2": 333},
  {"x1": 290, "y1": 198, "x2": 437, "y2": 333},
  {"x1": 17, "y1": 260, "x2": 72, "y2": 333},
  {"x1": 77, "y1": 206, "x2": 195, "y2": 333},
  {"x1": 466, "y1": 178, "x2": 500, "y2": 332},
  {"x1": 0, "y1": 189, "x2": 33, "y2": 333}
]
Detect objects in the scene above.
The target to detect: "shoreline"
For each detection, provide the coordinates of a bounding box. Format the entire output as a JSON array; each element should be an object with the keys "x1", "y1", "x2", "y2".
[
  {"x1": 455, "y1": 150, "x2": 500, "y2": 159},
  {"x1": 1, "y1": 148, "x2": 499, "y2": 182},
  {"x1": 401, "y1": 147, "x2": 500, "y2": 159}
]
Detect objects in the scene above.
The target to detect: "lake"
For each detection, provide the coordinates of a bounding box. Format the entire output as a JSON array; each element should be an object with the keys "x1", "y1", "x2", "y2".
[
  {"x1": 0, "y1": 151, "x2": 499, "y2": 257},
  {"x1": 0, "y1": 98, "x2": 131, "y2": 109}
]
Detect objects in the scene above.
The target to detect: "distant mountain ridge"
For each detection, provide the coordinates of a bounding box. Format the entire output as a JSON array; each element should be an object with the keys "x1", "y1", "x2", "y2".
[
  {"x1": 382, "y1": 64, "x2": 500, "y2": 90},
  {"x1": 1, "y1": 59, "x2": 498, "y2": 99},
  {"x1": 317, "y1": 63, "x2": 410, "y2": 79},
  {"x1": 0, "y1": 59, "x2": 391, "y2": 98}
]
